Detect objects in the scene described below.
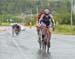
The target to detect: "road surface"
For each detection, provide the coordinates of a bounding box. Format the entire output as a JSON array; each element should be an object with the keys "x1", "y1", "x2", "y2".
[{"x1": 0, "y1": 26, "x2": 75, "y2": 59}]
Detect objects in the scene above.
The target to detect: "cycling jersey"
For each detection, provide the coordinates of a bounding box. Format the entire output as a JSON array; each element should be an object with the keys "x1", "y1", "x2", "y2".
[
  {"x1": 39, "y1": 14, "x2": 54, "y2": 28},
  {"x1": 40, "y1": 15, "x2": 51, "y2": 26}
]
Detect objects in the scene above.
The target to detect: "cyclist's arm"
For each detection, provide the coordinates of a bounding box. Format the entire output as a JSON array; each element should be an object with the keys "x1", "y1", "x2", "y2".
[
  {"x1": 39, "y1": 14, "x2": 44, "y2": 25},
  {"x1": 49, "y1": 14, "x2": 55, "y2": 31},
  {"x1": 36, "y1": 14, "x2": 41, "y2": 26},
  {"x1": 50, "y1": 14, "x2": 55, "y2": 27}
]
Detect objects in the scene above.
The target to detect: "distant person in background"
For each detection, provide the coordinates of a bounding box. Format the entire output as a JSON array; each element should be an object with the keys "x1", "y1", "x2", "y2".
[
  {"x1": 29, "y1": 21, "x2": 32, "y2": 29},
  {"x1": 12, "y1": 24, "x2": 21, "y2": 36}
]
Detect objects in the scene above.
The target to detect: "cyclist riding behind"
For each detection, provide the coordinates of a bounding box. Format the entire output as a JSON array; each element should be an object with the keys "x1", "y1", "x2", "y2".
[{"x1": 36, "y1": 10, "x2": 45, "y2": 34}]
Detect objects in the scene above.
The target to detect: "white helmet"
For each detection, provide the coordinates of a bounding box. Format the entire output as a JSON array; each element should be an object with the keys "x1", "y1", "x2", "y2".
[{"x1": 44, "y1": 9, "x2": 50, "y2": 14}]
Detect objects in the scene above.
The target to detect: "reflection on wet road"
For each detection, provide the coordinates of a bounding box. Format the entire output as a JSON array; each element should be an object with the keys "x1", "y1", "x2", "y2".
[{"x1": 0, "y1": 27, "x2": 75, "y2": 59}]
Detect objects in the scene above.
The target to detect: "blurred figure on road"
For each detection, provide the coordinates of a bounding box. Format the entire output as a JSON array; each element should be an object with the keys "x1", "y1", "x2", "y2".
[{"x1": 12, "y1": 23, "x2": 21, "y2": 36}]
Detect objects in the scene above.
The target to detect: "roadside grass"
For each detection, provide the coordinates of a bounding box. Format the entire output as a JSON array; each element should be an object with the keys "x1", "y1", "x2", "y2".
[
  {"x1": 0, "y1": 22, "x2": 10, "y2": 26},
  {"x1": 0, "y1": 30, "x2": 4, "y2": 32},
  {"x1": 54, "y1": 25, "x2": 75, "y2": 35}
]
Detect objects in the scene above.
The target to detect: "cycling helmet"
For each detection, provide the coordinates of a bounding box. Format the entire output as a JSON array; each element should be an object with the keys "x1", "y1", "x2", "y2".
[{"x1": 44, "y1": 9, "x2": 50, "y2": 14}]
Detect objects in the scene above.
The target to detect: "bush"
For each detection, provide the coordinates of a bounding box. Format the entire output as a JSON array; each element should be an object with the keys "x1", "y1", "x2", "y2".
[{"x1": 54, "y1": 12, "x2": 71, "y2": 25}]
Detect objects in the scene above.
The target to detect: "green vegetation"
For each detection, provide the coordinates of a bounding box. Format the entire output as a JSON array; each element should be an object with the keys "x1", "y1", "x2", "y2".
[
  {"x1": 0, "y1": 30, "x2": 4, "y2": 32},
  {"x1": 0, "y1": 0, "x2": 75, "y2": 25},
  {"x1": 54, "y1": 25, "x2": 75, "y2": 35},
  {"x1": 0, "y1": 14, "x2": 23, "y2": 24},
  {"x1": 1, "y1": 22, "x2": 10, "y2": 26}
]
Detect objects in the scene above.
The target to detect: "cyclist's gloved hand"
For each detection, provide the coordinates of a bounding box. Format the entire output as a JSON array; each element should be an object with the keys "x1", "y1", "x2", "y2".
[
  {"x1": 53, "y1": 27, "x2": 55, "y2": 31},
  {"x1": 52, "y1": 24, "x2": 55, "y2": 31}
]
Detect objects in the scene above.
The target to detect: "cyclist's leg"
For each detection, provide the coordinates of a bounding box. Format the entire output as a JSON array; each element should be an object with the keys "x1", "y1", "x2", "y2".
[
  {"x1": 36, "y1": 26, "x2": 38, "y2": 34},
  {"x1": 37, "y1": 27, "x2": 42, "y2": 48},
  {"x1": 47, "y1": 27, "x2": 52, "y2": 48},
  {"x1": 46, "y1": 28, "x2": 51, "y2": 52},
  {"x1": 37, "y1": 26, "x2": 42, "y2": 41}
]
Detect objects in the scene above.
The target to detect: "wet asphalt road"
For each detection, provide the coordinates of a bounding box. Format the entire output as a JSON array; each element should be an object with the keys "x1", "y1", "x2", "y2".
[{"x1": 0, "y1": 27, "x2": 75, "y2": 59}]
